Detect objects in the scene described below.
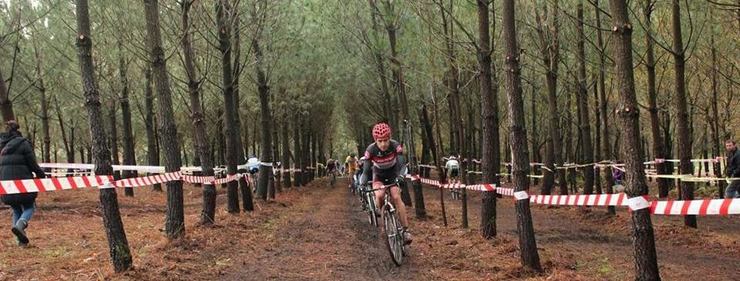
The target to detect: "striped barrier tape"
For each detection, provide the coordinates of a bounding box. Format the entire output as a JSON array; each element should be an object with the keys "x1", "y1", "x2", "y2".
[
  {"x1": 0, "y1": 171, "x2": 248, "y2": 195},
  {"x1": 114, "y1": 172, "x2": 182, "y2": 188},
  {"x1": 0, "y1": 175, "x2": 113, "y2": 195},
  {"x1": 410, "y1": 174, "x2": 740, "y2": 216}
]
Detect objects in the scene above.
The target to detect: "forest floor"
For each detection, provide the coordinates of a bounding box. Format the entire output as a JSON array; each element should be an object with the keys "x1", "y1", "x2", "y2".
[{"x1": 0, "y1": 177, "x2": 738, "y2": 280}]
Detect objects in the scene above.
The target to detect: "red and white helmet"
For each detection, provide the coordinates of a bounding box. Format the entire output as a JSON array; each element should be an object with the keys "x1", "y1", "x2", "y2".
[{"x1": 372, "y1": 122, "x2": 391, "y2": 140}]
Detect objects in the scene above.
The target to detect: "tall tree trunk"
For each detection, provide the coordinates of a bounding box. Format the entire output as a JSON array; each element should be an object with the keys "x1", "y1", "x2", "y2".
[
  {"x1": 709, "y1": 23, "x2": 725, "y2": 198},
  {"x1": 109, "y1": 103, "x2": 121, "y2": 180},
  {"x1": 233, "y1": 9, "x2": 254, "y2": 212},
  {"x1": 180, "y1": 0, "x2": 217, "y2": 225},
  {"x1": 596, "y1": 0, "x2": 615, "y2": 213},
  {"x1": 381, "y1": 0, "x2": 410, "y2": 125},
  {"x1": 54, "y1": 95, "x2": 74, "y2": 164},
  {"x1": 608, "y1": 0, "x2": 661, "y2": 278},
  {"x1": 671, "y1": 0, "x2": 696, "y2": 228},
  {"x1": 144, "y1": 0, "x2": 185, "y2": 238},
  {"x1": 252, "y1": 28, "x2": 274, "y2": 201},
  {"x1": 293, "y1": 116, "x2": 302, "y2": 187},
  {"x1": 367, "y1": 0, "x2": 395, "y2": 128},
  {"x1": 32, "y1": 39, "x2": 51, "y2": 163},
  {"x1": 577, "y1": 2, "x2": 595, "y2": 194},
  {"x1": 502, "y1": 0, "x2": 541, "y2": 271},
  {"x1": 437, "y1": 0, "x2": 461, "y2": 155},
  {"x1": 594, "y1": 80, "x2": 602, "y2": 194},
  {"x1": 430, "y1": 86, "x2": 449, "y2": 226},
  {"x1": 478, "y1": 0, "x2": 500, "y2": 239},
  {"x1": 144, "y1": 67, "x2": 161, "y2": 192},
  {"x1": 0, "y1": 68, "x2": 15, "y2": 122},
  {"x1": 217, "y1": 0, "x2": 241, "y2": 213},
  {"x1": 644, "y1": 0, "x2": 668, "y2": 199},
  {"x1": 118, "y1": 41, "x2": 136, "y2": 197},
  {"x1": 282, "y1": 122, "x2": 292, "y2": 187},
  {"x1": 74, "y1": 0, "x2": 132, "y2": 271}
]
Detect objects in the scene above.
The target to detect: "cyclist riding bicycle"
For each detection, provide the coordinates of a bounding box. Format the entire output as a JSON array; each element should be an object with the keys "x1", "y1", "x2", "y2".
[
  {"x1": 345, "y1": 153, "x2": 358, "y2": 176},
  {"x1": 326, "y1": 158, "x2": 338, "y2": 175},
  {"x1": 445, "y1": 155, "x2": 461, "y2": 199},
  {"x1": 360, "y1": 122, "x2": 412, "y2": 245},
  {"x1": 345, "y1": 153, "x2": 358, "y2": 188}
]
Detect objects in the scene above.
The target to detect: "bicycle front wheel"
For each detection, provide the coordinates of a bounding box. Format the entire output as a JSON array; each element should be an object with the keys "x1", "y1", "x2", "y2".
[
  {"x1": 366, "y1": 193, "x2": 378, "y2": 226},
  {"x1": 381, "y1": 205, "x2": 404, "y2": 266}
]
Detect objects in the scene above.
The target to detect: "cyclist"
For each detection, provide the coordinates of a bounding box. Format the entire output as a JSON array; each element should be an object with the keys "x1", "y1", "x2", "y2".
[
  {"x1": 326, "y1": 158, "x2": 338, "y2": 184},
  {"x1": 246, "y1": 155, "x2": 260, "y2": 192},
  {"x1": 345, "y1": 153, "x2": 358, "y2": 188},
  {"x1": 360, "y1": 122, "x2": 412, "y2": 245},
  {"x1": 445, "y1": 155, "x2": 461, "y2": 199}
]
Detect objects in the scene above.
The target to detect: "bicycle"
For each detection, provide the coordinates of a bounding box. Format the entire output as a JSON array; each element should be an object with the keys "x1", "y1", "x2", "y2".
[
  {"x1": 375, "y1": 179, "x2": 408, "y2": 266},
  {"x1": 359, "y1": 184, "x2": 378, "y2": 227}
]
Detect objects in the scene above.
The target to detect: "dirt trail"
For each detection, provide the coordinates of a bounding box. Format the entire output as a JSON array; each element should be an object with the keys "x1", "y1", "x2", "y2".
[
  {"x1": 4, "y1": 176, "x2": 734, "y2": 280},
  {"x1": 222, "y1": 179, "x2": 426, "y2": 280}
]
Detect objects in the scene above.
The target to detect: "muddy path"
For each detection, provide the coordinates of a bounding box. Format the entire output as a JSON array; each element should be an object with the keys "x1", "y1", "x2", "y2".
[{"x1": 222, "y1": 179, "x2": 427, "y2": 280}]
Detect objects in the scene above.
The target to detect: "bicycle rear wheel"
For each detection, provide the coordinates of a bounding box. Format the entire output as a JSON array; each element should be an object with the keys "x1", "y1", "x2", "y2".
[{"x1": 381, "y1": 204, "x2": 404, "y2": 266}]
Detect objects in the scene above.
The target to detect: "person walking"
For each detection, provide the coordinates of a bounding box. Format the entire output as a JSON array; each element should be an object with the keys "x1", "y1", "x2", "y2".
[
  {"x1": 724, "y1": 140, "x2": 740, "y2": 198},
  {"x1": 0, "y1": 120, "x2": 47, "y2": 246}
]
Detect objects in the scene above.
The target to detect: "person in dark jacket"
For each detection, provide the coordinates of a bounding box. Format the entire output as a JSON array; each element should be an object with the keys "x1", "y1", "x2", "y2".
[
  {"x1": 0, "y1": 120, "x2": 46, "y2": 246},
  {"x1": 724, "y1": 140, "x2": 740, "y2": 198}
]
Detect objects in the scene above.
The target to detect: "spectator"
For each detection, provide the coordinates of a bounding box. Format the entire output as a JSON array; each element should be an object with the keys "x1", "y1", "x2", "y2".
[
  {"x1": 0, "y1": 120, "x2": 46, "y2": 247},
  {"x1": 612, "y1": 163, "x2": 625, "y2": 193},
  {"x1": 724, "y1": 140, "x2": 740, "y2": 198}
]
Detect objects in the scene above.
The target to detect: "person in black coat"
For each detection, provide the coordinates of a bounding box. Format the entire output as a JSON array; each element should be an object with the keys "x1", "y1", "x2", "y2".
[
  {"x1": 0, "y1": 120, "x2": 46, "y2": 246},
  {"x1": 725, "y1": 140, "x2": 740, "y2": 198}
]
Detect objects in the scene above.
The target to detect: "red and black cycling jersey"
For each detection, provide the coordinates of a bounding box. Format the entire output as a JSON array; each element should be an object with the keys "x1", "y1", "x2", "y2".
[{"x1": 361, "y1": 139, "x2": 404, "y2": 184}]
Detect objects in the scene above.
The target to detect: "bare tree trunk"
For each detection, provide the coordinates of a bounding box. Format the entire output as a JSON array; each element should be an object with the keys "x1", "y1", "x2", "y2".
[
  {"x1": 0, "y1": 68, "x2": 15, "y2": 122},
  {"x1": 577, "y1": 2, "x2": 595, "y2": 194},
  {"x1": 75, "y1": 0, "x2": 132, "y2": 271},
  {"x1": 180, "y1": 0, "x2": 217, "y2": 225},
  {"x1": 232, "y1": 9, "x2": 254, "y2": 212},
  {"x1": 109, "y1": 103, "x2": 121, "y2": 180},
  {"x1": 709, "y1": 25, "x2": 725, "y2": 198},
  {"x1": 252, "y1": 20, "x2": 274, "y2": 201},
  {"x1": 144, "y1": 0, "x2": 185, "y2": 238},
  {"x1": 437, "y1": 0, "x2": 462, "y2": 155},
  {"x1": 31, "y1": 39, "x2": 51, "y2": 163},
  {"x1": 282, "y1": 122, "x2": 292, "y2": 187},
  {"x1": 644, "y1": 0, "x2": 669, "y2": 199},
  {"x1": 54, "y1": 95, "x2": 74, "y2": 164},
  {"x1": 294, "y1": 116, "x2": 302, "y2": 187},
  {"x1": 670, "y1": 0, "x2": 696, "y2": 228},
  {"x1": 608, "y1": 0, "x2": 661, "y2": 278},
  {"x1": 144, "y1": 67, "x2": 161, "y2": 192},
  {"x1": 478, "y1": 0, "x2": 500, "y2": 239},
  {"x1": 534, "y1": 1, "x2": 563, "y2": 195},
  {"x1": 118, "y1": 41, "x2": 136, "y2": 197},
  {"x1": 502, "y1": 0, "x2": 541, "y2": 271},
  {"x1": 380, "y1": 0, "x2": 410, "y2": 125},
  {"x1": 367, "y1": 0, "x2": 395, "y2": 128},
  {"x1": 216, "y1": 0, "x2": 241, "y2": 213},
  {"x1": 596, "y1": 0, "x2": 616, "y2": 213}
]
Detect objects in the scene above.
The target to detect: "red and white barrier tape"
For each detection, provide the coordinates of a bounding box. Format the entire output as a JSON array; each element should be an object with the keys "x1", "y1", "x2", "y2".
[
  {"x1": 410, "y1": 174, "x2": 740, "y2": 216},
  {"x1": 114, "y1": 172, "x2": 181, "y2": 188},
  {"x1": 0, "y1": 175, "x2": 112, "y2": 195},
  {"x1": 0, "y1": 171, "x2": 248, "y2": 195}
]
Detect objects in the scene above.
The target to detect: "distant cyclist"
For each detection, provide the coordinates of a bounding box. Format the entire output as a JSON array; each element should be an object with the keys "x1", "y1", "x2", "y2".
[
  {"x1": 326, "y1": 158, "x2": 339, "y2": 186},
  {"x1": 445, "y1": 155, "x2": 461, "y2": 199},
  {"x1": 345, "y1": 153, "x2": 358, "y2": 187},
  {"x1": 246, "y1": 155, "x2": 260, "y2": 192},
  {"x1": 360, "y1": 122, "x2": 412, "y2": 245}
]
